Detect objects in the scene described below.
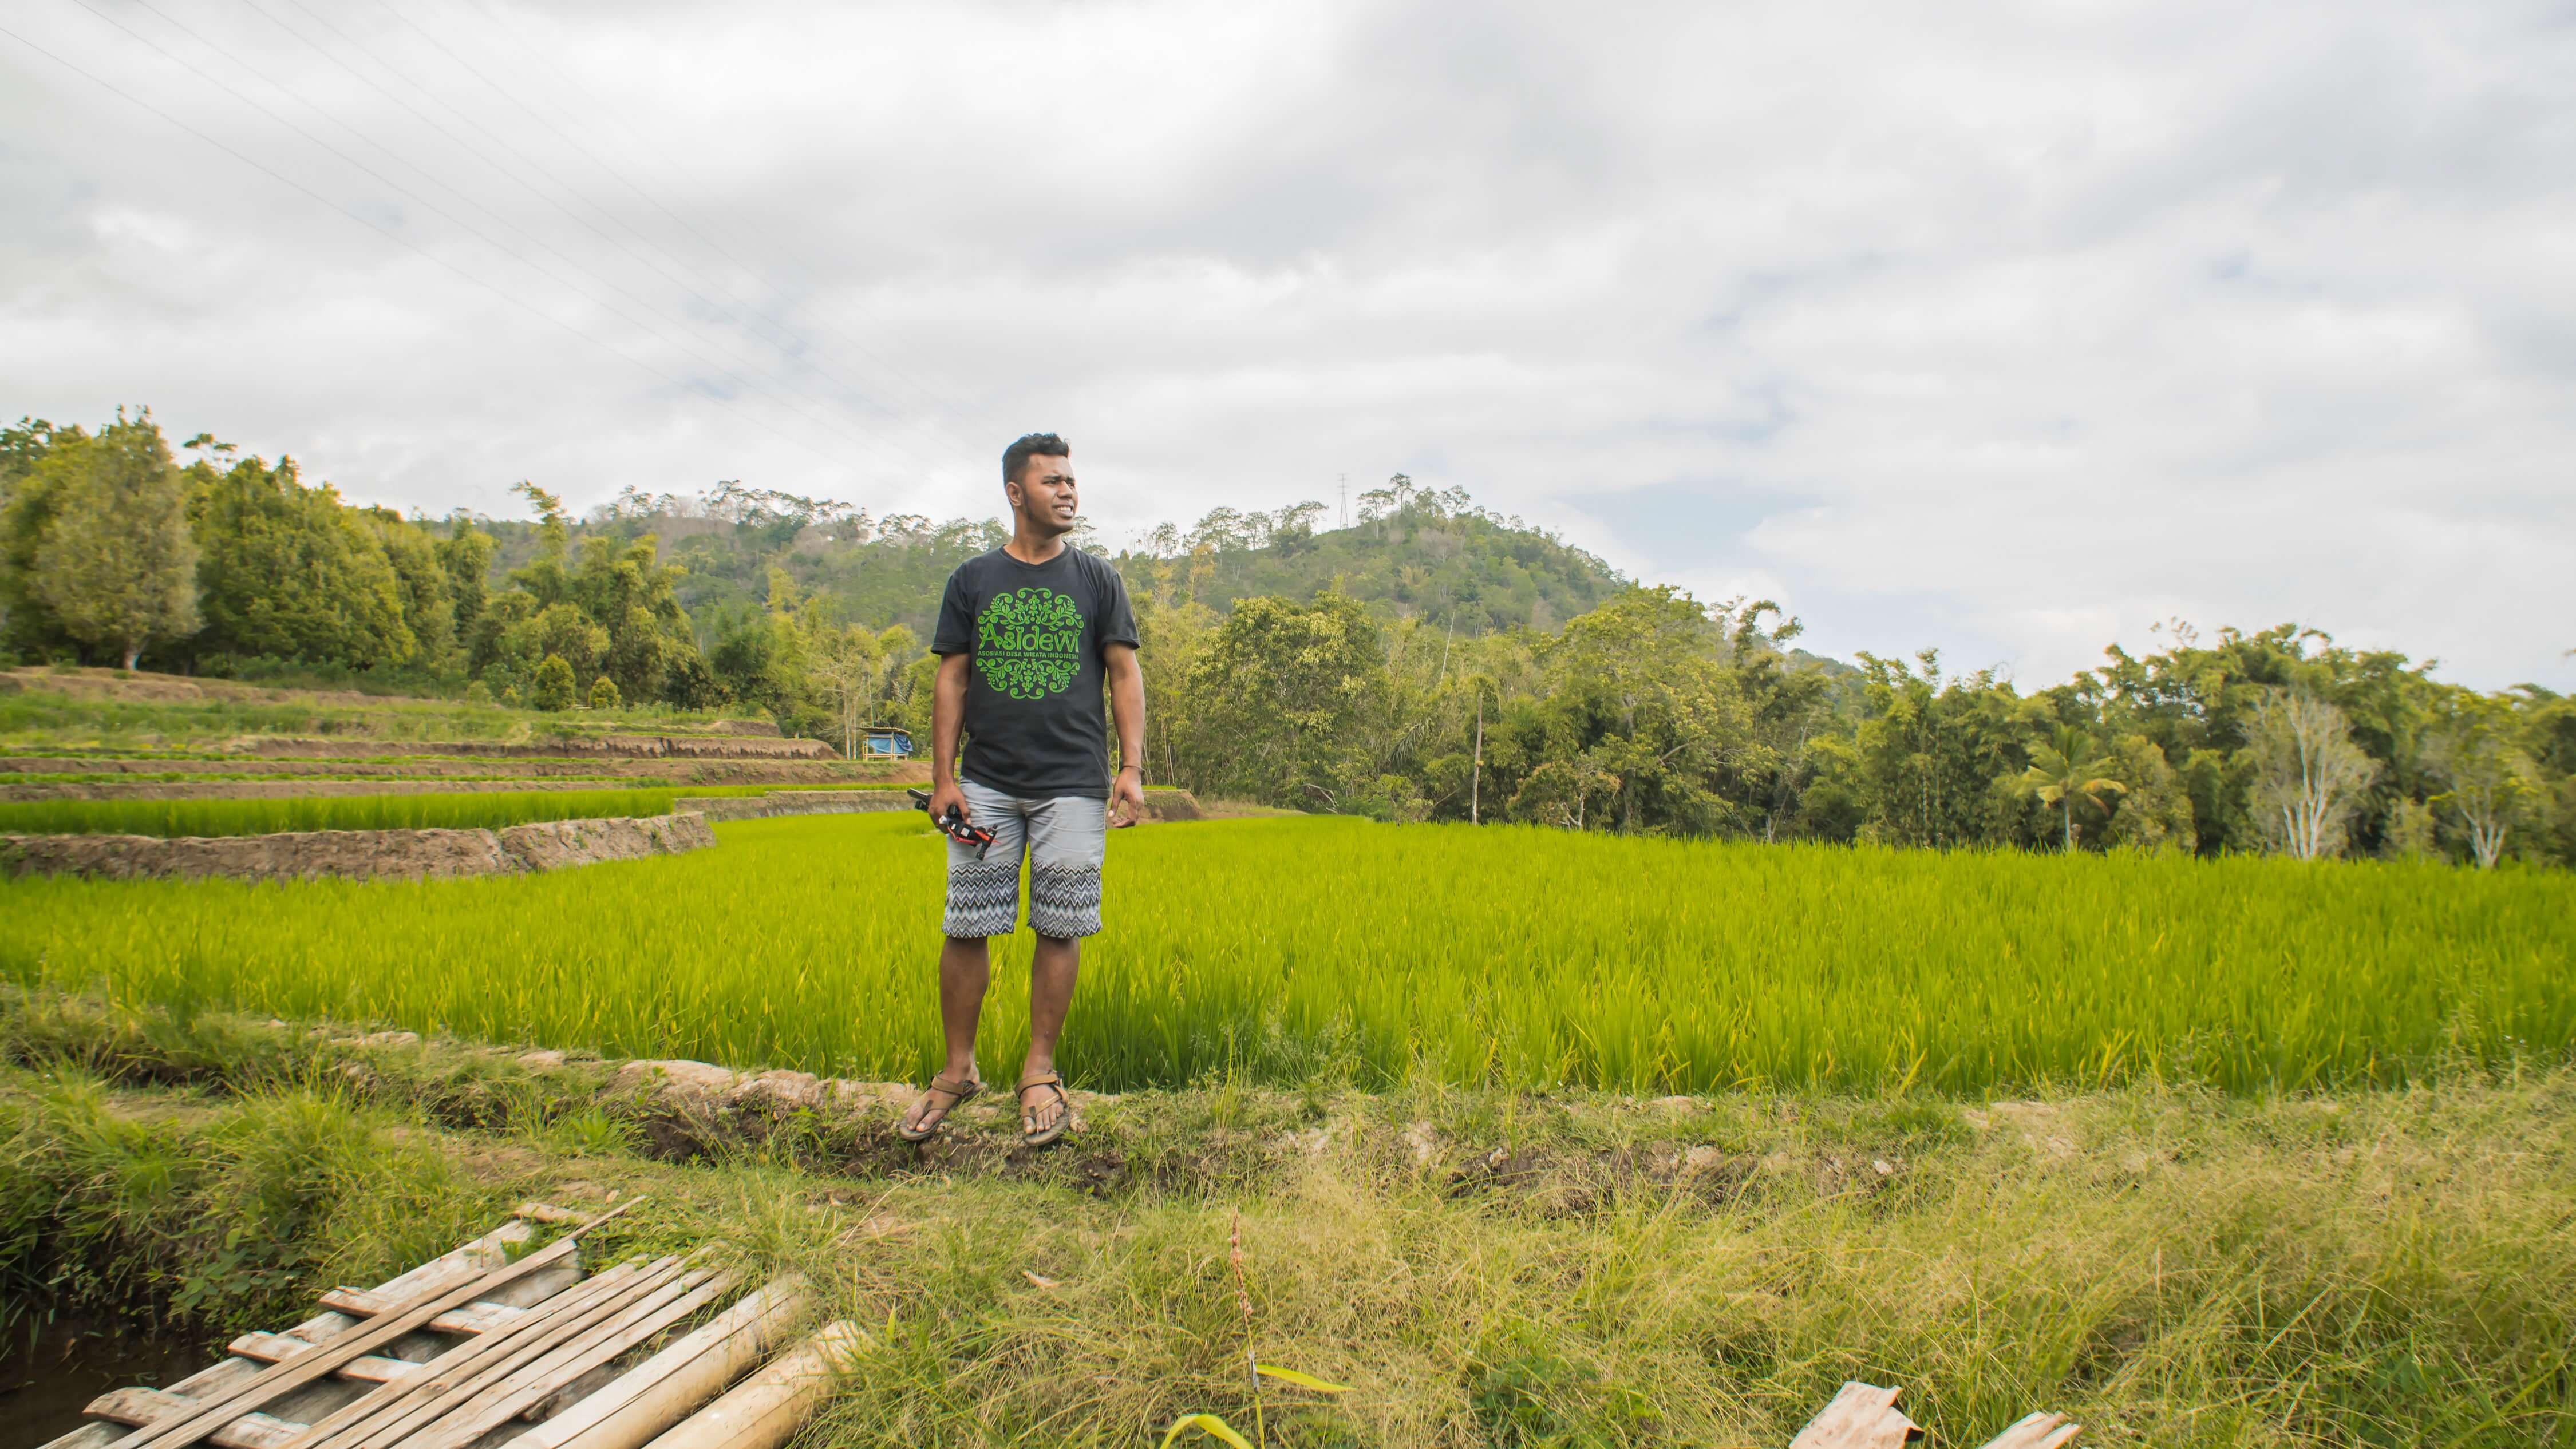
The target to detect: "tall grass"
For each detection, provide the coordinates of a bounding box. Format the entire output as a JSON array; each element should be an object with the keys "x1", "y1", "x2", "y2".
[{"x1": 3, "y1": 814, "x2": 2567, "y2": 1092}]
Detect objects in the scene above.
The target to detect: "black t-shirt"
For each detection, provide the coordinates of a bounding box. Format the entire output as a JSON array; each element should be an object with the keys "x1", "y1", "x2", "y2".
[{"x1": 931, "y1": 545, "x2": 1140, "y2": 799}]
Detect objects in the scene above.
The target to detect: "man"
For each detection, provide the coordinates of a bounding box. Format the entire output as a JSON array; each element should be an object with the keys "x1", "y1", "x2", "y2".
[{"x1": 897, "y1": 433, "x2": 1146, "y2": 1148}]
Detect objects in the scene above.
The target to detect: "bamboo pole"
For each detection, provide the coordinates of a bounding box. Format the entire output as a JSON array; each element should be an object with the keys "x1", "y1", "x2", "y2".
[
  {"x1": 636, "y1": 1321, "x2": 864, "y2": 1449},
  {"x1": 518, "y1": 1276, "x2": 812, "y2": 1449}
]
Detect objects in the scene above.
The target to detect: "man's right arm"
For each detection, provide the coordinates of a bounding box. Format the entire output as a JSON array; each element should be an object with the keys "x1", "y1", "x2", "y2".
[{"x1": 929, "y1": 652, "x2": 972, "y2": 823}]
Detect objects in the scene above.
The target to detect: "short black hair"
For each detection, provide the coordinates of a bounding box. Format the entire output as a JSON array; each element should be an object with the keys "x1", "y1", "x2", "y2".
[{"x1": 1003, "y1": 433, "x2": 1069, "y2": 485}]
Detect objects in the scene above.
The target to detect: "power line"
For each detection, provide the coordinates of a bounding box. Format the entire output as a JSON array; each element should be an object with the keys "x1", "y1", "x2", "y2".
[
  {"x1": 448, "y1": 0, "x2": 992, "y2": 433},
  {"x1": 117, "y1": 0, "x2": 946, "y2": 482},
  {"x1": 255, "y1": 0, "x2": 973, "y2": 481},
  {"x1": 354, "y1": 0, "x2": 987, "y2": 467},
  {"x1": 187, "y1": 0, "x2": 955, "y2": 484},
  {"x1": 1, "y1": 17, "x2": 866, "y2": 475},
  {"x1": 57, "y1": 0, "x2": 940, "y2": 482}
]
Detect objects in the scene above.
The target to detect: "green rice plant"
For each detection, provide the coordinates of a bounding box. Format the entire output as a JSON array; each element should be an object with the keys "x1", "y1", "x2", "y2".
[{"x1": 2, "y1": 814, "x2": 2569, "y2": 1094}]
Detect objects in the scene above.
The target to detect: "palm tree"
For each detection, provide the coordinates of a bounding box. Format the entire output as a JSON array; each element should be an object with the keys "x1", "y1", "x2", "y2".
[{"x1": 2020, "y1": 724, "x2": 2128, "y2": 852}]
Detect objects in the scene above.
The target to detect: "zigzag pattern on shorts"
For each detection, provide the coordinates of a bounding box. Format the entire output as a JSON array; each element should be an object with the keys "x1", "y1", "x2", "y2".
[
  {"x1": 943, "y1": 861, "x2": 1020, "y2": 938},
  {"x1": 1028, "y1": 862, "x2": 1103, "y2": 939}
]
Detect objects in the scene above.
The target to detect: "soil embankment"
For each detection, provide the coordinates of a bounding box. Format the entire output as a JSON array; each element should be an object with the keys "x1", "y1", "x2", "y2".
[
  {"x1": 2, "y1": 775, "x2": 918, "y2": 803},
  {"x1": 0, "y1": 811, "x2": 714, "y2": 883},
  {"x1": 671, "y1": 789, "x2": 1202, "y2": 823},
  {"x1": 1, "y1": 754, "x2": 924, "y2": 783},
  {"x1": 0, "y1": 791, "x2": 1203, "y2": 882}
]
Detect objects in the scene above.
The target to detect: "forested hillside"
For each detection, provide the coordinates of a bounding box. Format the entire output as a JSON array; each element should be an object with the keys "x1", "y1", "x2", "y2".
[
  {"x1": 7, "y1": 406, "x2": 2570, "y2": 870},
  {"x1": 489, "y1": 473, "x2": 1633, "y2": 641}
]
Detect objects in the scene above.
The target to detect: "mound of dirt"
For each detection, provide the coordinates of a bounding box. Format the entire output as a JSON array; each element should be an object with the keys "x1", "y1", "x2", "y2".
[
  {"x1": 0, "y1": 779, "x2": 668, "y2": 802},
  {"x1": 1135, "y1": 789, "x2": 1204, "y2": 822},
  {"x1": 3, "y1": 666, "x2": 432, "y2": 708},
  {"x1": 0, "y1": 811, "x2": 716, "y2": 883},
  {"x1": 231, "y1": 735, "x2": 840, "y2": 761},
  {"x1": 0, "y1": 754, "x2": 927, "y2": 786},
  {"x1": 672, "y1": 790, "x2": 914, "y2": 821}
]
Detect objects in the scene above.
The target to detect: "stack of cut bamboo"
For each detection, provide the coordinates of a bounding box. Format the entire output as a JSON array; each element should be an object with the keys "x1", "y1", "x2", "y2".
[
  {"x1": 1788, "y1": 1381, "x2": 2083, "y2": 1449},
  {"x1": 45, "y1": 1203, "x2": 857, "y2": 1449}
]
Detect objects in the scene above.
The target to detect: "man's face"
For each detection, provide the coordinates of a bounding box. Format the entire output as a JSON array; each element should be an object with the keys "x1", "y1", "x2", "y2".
[{"x1": 1009, "y1": 454, "x2": 1077, "y2": 536}]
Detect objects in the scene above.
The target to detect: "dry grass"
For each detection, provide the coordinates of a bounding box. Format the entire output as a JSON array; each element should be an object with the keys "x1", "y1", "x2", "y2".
[{"x1": 5, "y1": 994, "x2": 2569, "y2": 1447}]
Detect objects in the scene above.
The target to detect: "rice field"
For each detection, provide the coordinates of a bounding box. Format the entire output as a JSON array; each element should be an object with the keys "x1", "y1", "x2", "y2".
[
  {"x1": 3, "y1": 813, "x2": 2569, "y2": 1094},
  {"x1": 0, "y1": 784, "x2": 902, "y2": 837}
]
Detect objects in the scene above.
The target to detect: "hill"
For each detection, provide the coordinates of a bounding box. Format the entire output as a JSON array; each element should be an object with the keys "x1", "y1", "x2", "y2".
[{"x1": 485, "y1": 480, "x2": 1633, "y2": 640}]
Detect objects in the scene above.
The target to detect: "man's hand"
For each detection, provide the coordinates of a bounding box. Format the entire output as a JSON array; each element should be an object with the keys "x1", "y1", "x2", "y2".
[
  {"x1": 929, "y1": 779, "x2": 971, "y2": 827},
  {"x1": 1109, "y1": 764, "x2": 1145, "y2": 828}
]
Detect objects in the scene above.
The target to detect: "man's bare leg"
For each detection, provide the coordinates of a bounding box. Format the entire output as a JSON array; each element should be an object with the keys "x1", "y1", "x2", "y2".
[
  {"x1": 903, "y1": 935, "x2": 990, "y2": 1134},
  {"x1": 1020, "y1": 933, "x2": 1080, "y2": 1135}
]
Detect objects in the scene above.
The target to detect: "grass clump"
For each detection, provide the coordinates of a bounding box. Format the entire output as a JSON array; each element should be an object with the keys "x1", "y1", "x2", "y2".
[{"x1": 0, "y1": 1071, "x2": 505, "y2": 1341}]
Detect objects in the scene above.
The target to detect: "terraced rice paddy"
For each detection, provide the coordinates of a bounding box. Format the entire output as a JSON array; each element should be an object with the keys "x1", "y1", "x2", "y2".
[
  {"x1": 5, "y1": 814, "x2": 2566, "y2": 1094},
  {"x1": 0, "y1": 783, "x2": 902, "y2": 837}
]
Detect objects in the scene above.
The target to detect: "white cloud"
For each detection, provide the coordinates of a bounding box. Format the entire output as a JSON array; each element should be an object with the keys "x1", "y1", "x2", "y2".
[{"x1": 2, "y1": 0, "x2": 2570, "y2": 687}]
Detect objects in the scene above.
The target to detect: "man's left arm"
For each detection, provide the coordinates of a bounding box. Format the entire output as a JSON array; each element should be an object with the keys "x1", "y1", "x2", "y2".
[{"x1": 1105, "y1": 642, "x2": 1146, "y2": 826}]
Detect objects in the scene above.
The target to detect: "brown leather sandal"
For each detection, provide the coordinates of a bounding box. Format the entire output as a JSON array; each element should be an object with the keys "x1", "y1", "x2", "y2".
[
  {"x1": 896, "y1": 1071, "x2": 981, "y2": 1142},
  {"x1": 1017, "y1": 1070, "x2": 1072, "y2": 1148}
]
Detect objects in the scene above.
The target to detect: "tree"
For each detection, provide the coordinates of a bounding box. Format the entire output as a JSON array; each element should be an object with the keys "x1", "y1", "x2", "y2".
[
  {"x1": 0, "y1": 417, "x2": 80, "y2": 657},
  {"x1": 588, "y1": 674, "x2": 621, "y2": 710},
  {"x1": 1183, "y1": 590, "x2": 1387, "y2": 807},
  {"x1": 529, "y1": 654, "x2": 576, "y2": 711},
  {"x1": 1724, "y1": 599, "x2": 1831, "y2": 842},
  {"x1": 571, "y1": 534, "x2": 698, "y2": 706},
  {"x1": 2243, "y1": 687, "x2": 2378, "y2": 860},
  {"x1": 2424, "y1": 695, "x2": 2537, "y2": 869},
  {"x1": 809, "y1": 622, "x2": 882, "y2": 758},
  {"x1": 2017, "y1": 724, "x2": 2128, "y2": 852},
  {"x1": 189, "y1": 455, "x2": 414, "y2": 668},
  {"x1": 29, "y1": 411, "x2": 200, "y2": 669},
  {"x1": 436, "y1": 517, "x2": 495, "y2": 647},
  {"x1": 2097, "y1": 735, "x2": 2196, "y2": 853},
  {"x1": 1538, "y1": 585, "x2": 1750, "y2": 835},
  {"x1": 363, "y1": 509, "x2": 458, "y2": 670},
  {"x1": 1510, "y1": 753, "x2": 1621, "y2": 829}
]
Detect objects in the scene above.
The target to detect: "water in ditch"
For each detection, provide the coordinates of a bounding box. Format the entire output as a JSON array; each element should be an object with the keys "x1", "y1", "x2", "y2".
[{"x1": 1, "y1": 1312, "x2": 202, "y2": 1448}]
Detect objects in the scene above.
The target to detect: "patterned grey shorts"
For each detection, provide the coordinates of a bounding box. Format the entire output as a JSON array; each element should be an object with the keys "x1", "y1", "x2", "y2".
[{"x1": 942, "y1": 780, "x2": 1109, "y2": 940}]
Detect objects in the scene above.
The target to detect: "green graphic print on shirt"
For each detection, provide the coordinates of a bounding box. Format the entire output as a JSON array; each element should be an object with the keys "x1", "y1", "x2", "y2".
[{"x1": 974, "y1": 587, "x2": 1086, "y2": 699}]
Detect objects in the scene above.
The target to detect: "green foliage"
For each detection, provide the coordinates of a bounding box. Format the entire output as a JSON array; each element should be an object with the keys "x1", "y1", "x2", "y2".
[
  {"x1": 16, "y1": 411, "x2": 200, "y2": 670},
  {"x1": 533, "y1": 480, "x2": 1622, "y2": 644},
  {"x1": 527, "y1": 654, "x2": 576, "y2": 711},
  {"x1": 1466, "y1": 1341, "x2": 1609, "y2": 1448},
  {"x1": 1183, "y1": 591, "x2": 1386, "y2": 809},
  {"x1": 189, "y1": 454, "x2": 414, "y2": 670},
  {"x1": 587, "y1": 674, "x2": 621, "y2": 710},
  {"x1": 436, "y1": 516, "x2": 494, "y2": 647},
  {"x1": 8, "y1": 813, "x2": 2568, "y2": 1095},
  {"x1": 1119, "y1": 485, "x2": 1625, "y2": 635},
  {"x1": 2, "y1": 409, "x2": 722, "y2": 706},
  {"x1": 0, "y1": 416, "x2": 81, "y2": 658},
  {"x1": 361, "y1": 508, "x2": 457, "y2": 669},
  {"x1": 5, "y1": 412, "x2": 2567, "y2": 865},
  {"x1": 0, "y1": 1070, "x2": 499, "y2": 1339},
  {"x1": 2016, "y1": 724, "x2": 2127, "y2": 852}
]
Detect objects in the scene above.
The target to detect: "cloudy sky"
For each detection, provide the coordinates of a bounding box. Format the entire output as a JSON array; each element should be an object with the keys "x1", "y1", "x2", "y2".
[{"x1": 5, "y1": 0, "x2": 2571, "y2": 687}]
